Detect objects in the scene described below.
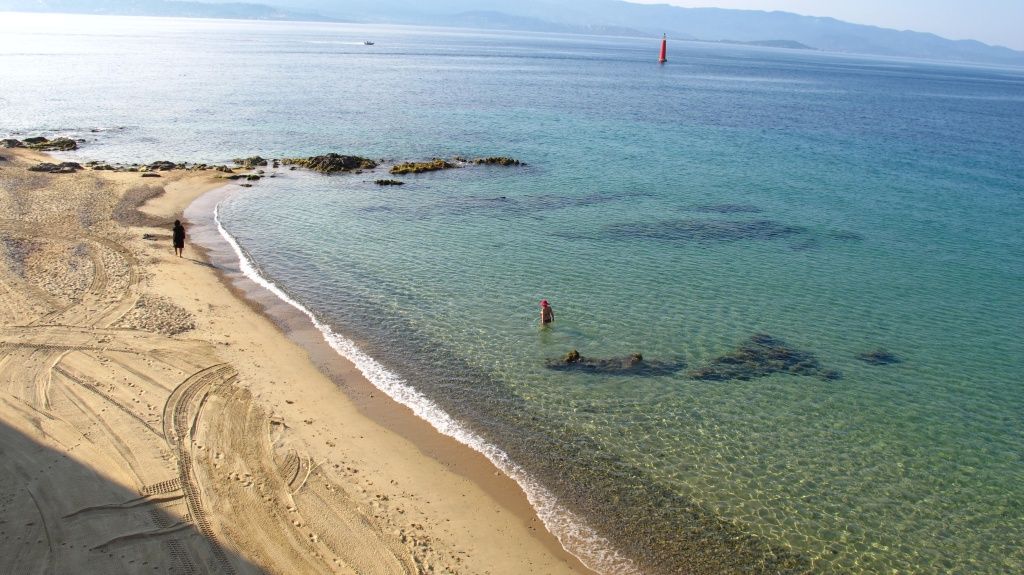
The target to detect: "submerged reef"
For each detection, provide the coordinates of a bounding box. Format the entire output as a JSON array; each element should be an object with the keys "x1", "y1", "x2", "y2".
[
  {"x1": 282, "y1": 153, "x2": 378, "y2": 173},
  {"x1": 691, "y1": 203, "x2": 764, "y2": 214},
  {"x1": 688, "y1": 334, "x2": 840, "y2": 381},
  {"x1": 606, "y1": 219, "x2": 804, "y2": 243},
  {"x1": 389, "y1": 158, "x2": 457, "y2": 175},
  {"x1": 856, "y1": 348, "x2": 902, "y2": 365},
  {"x1": 546, "y1": 350, "x2": 686, "y2": 376}
]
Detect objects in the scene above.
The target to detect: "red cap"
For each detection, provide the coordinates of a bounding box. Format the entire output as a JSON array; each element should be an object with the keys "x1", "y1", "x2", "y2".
[{"x1": 540, "y1": 299, "x2": 549, "y2": 307}]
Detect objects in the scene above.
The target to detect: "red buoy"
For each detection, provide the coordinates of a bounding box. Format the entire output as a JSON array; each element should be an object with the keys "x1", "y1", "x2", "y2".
[{"x1": 658, "y1": 33, "x2": 667, "y2": 63}]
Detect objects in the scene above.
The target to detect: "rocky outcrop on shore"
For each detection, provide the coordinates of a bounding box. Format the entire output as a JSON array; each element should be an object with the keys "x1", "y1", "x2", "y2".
[
  {"x1": 282, "y1": 153, "x2": 378, "y2": 173},
  {"x1": 28, "y1": 161, "x2": 83, "y2": 174},
  {"x1": 233, "y1": 156, "x2": 269, "y2": 169},
  {"x1": 2, "y1": 136, "x2": 80, "y2": 151},
  {"x1": 3, "y1": 135, "x2": 525, "y2": 184}
]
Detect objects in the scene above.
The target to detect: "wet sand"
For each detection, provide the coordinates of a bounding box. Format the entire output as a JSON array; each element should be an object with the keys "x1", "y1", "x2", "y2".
[{"x1": 0, "y1": 147, "x2": 595, "y2": 574}]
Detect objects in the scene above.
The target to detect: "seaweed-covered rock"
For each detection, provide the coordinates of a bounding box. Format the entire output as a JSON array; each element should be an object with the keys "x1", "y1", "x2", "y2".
[
  {"x1": 22, "y1": 136, "x2": 48, "y2": 145},
  {"x1": 28, "y1": 137, "x2": 78, "y2": 151},
  {"x1": 283, "y1": 153, "x2": 378, "y2": 173},
  {"x1": 28, "y1": 162, "x2": 82, "y2": 174},
  {"x1": 389, "y1": 158, "x2": 456, "y2": 175},
  {"x1": 141, "y1": 172, "x2": 162, "y2": 178},
  {"x1": 856, "y1": 348, "x2": 902, "y2": 366},
  {"x1": 546, "y1": 350, "x2": 685, "y2": 376},
  {"x1": 1, "y1": 138, "x2": 25, "y2": 148},
  {"x1": 472, "y1": 156, "x2": 524, "y2": 166},
  {"x1": 233, "y1": 156, "x2": 269, "y2": 168},
  {"x1": 246, "y1": 174, "x2": 261, "y2": 181},
  {"x1": 374, "y1": 179, "x2": 405, "y2": 186},
  {"x1": 688, "y1": 334, "x2": 840, "y2": 381},
  {"x1": 215, "y1": 165, "x2": 234, "y2": 173}
]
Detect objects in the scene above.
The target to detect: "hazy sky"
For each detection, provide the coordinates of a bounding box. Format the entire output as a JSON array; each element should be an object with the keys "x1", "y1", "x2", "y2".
[{"x1": 626, "y1": 0, "x2": 1024, "y2": 50}]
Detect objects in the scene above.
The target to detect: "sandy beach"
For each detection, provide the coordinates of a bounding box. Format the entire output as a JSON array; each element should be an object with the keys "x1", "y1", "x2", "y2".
[{"x1": 0, "y1": 147, "x2": 595, "y2": 574}]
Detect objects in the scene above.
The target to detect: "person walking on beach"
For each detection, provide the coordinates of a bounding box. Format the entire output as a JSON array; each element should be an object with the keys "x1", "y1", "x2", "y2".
[
  {"x1": 540, "y1": 299, "x2": 554, "y2": 326},
  {"x1": 172, "y1": 220, "x2": 186, "y2": 257}
]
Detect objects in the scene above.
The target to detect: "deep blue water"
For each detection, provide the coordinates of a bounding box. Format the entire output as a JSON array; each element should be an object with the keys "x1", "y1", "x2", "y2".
[{"x1": 2, "y1": 13, "x2": 1023, "y2": 574}]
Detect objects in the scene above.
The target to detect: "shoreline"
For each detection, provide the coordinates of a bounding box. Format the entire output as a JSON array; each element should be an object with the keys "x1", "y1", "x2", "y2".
[
  {"x1": 187, "y1": 182, "x2": 607, "y2": 573},
  {"x1": 0, "y1": 147, "x2": 598, "y2": 574}
]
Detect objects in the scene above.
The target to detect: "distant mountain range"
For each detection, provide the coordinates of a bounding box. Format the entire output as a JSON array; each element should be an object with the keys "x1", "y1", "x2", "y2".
[
  {"x1": 2, "y1": 0, "x2": 1022, "y2": 67},
  {"x1": 0, "y1": 0, "x2": 323, "y2": 20}
]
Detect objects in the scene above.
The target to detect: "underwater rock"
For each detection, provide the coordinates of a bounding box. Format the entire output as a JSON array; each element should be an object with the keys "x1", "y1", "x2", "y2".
[
  {"x1": 1, "y1": 138, "x2": 25, "y2": 148},
  {"x1": 232, "y1": 156, "x2": 269, "y2": 168},
  {"x1": 282, "y1": 153, "x2": 377, "y2": 173},
  {"x1": 28, "y1": 137, "x2": 78, "y2": 151},
  {"x1": 472, "y1": 156, "x2": 524, "y2": 166},
  {"x1": 546, "y1": 350, "x2": 685, "y2": 376},
  {"x1": 688, "y1": 334, "x2": 840, "y2": 381},
  {"x1": 828, "y1": 230, "x2": 865, "y2": 242},
  {"x1": 28, "y1": 162, "x2": 82, "y2": 174},
  {"x1": 606, "y1": 219, "x2": 804, "y2": 243},
  {"x1": 389, "y1": 158, "x2": 456, "y2": 175},
  {"x1": 692, "y1": 203, "x2": 763, "y2": 214},
  {"x1": 245, "y1": 174, "x2": 261, "y2": 181},
  {"x1": 856, "y1": 348, "x2": 902, "y2": 365},
  {"x1": 374, "y1": 179, "x2": 405, "y2": 186},
  {"x1": 141, "y1": 172, "x2": 161, "y2": 178}
]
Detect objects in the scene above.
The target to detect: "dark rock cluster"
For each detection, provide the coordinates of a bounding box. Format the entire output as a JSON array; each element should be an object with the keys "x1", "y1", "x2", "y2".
[
  {"x1": 80, "y1": 160, "x2": 234, "y2": 174},
  {"x1": 472, "y1": 156, "x2": 524, "y2": 166},
  {"x1": 546, "y1": 350, "x2": 686, "y2": 376},
  {"x1": 856, "y1": 348, "x2": 902, "y2": 365},
  {"x1": 688, "y1": 334, "x2": 841, "y2": 381},
  {"x1": 2, "y1": 136, "x2": 79, "y2": 151},
  {"x1": 232, "y1": 156, "x2": 269, "y2": 169},
  {"x1": 374, "y1": 179, "x2": 405, "y2": 186},
  {"x1": 282, "y1": 153, "x2": 378, "y2": 173},
  {"x1": 28, "y1": 162, "x2": 83, "y2": 174},
  {"x1": 389, "y1": 158, "x2": 456, "y2": 175}
]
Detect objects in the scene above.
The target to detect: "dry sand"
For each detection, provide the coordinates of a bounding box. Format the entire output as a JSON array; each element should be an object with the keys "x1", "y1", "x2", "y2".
[{"x1": 0, "y1": 148, "x2": 596, "y2": 574}]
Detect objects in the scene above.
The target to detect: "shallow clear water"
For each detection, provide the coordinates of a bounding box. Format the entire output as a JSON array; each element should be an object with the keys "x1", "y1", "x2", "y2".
[{"x1": 2, "y1": 13, "x2": 1023, "y2": 573}]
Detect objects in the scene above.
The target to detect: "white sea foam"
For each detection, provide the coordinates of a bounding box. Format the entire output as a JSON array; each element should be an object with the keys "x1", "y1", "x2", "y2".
[{"x1": 214, "y1": 200, "x2": 640, "y2": 575}]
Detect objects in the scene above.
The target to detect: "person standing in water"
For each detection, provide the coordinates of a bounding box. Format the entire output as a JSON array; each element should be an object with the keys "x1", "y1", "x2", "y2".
[
  {"x1": 172, "y1": 220, "x2": 186, "y2": 257},
  {"x1": 540, "y1": 299, "x2": 554, "y2": 325}
]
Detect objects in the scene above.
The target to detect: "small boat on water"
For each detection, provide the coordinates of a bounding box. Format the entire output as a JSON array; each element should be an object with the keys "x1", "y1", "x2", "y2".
[{"x1": 363, "y1": 41, "x2": 375, "y2": 46}]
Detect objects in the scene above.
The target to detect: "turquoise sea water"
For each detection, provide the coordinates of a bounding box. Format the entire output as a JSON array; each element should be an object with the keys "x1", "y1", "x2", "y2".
[{"x1": 2, "y1": 13, "x2": 1023, "y2": 573}]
